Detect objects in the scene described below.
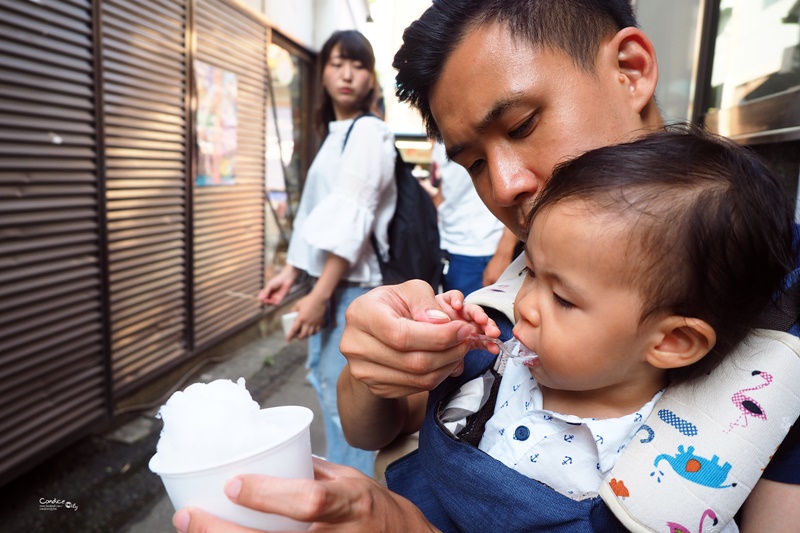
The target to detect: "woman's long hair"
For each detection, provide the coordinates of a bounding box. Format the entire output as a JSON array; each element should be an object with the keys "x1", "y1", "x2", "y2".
[{"x1": 315, "y1": 30, "x2": 382, "y2": 136}]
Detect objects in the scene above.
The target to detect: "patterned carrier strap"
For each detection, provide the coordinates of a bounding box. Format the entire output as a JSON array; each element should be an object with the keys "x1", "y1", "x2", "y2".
[{"x1": 600, "y1": 329, "x2": 800, "y2": 532}]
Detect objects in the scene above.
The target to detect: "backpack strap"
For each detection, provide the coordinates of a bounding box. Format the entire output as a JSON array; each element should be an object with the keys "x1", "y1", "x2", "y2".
[
  {"x1": 341, "y1": 112, "x2": 372, "y2": 152},
  {"x1": 339, "y1": 113, "x2": 393, "y2": 267}
]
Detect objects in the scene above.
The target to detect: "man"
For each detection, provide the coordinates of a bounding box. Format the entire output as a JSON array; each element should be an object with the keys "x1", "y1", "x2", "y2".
[{"x1": 174, "y1": 1, "x2": 798, "y2": 531}]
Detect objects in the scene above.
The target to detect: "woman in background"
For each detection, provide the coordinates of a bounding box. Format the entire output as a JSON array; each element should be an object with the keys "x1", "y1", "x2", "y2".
[{"x1": 258, "y1": 30, "x2": 396, "y2": 475}]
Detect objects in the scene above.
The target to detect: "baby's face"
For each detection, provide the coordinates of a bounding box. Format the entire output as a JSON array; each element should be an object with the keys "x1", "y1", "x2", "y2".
[{"x1": 513, "y1": 201, "x2": 659, "y2": 395}]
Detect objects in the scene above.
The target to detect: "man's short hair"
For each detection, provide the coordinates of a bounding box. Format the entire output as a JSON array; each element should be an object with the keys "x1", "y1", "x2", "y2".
[{"x1": 393, "y1": 0, "x2": 637, "y2": 140}]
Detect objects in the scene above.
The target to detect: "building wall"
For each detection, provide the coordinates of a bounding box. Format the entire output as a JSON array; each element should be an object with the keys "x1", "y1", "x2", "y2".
[
  {"x1": 636, "y1": 0, "x2": 703, "y2": 123},
  {"x1": 0, "y1": 0, "x2": 316, "y2": 486},
  {"x1": 239, "y1": 0, "x2": 371, "y2": 51}
]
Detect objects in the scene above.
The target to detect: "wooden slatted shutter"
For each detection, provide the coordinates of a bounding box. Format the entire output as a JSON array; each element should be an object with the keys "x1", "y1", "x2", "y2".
[
  {"x1": 100, "y1": 0, "x2": 190, "y2": 394},
  {"x1": 193, "y1": 0, "x2": 266, "y2": 349},
  {"x1": 0, "y1": 0, "x2": 107, "y2": 484}
]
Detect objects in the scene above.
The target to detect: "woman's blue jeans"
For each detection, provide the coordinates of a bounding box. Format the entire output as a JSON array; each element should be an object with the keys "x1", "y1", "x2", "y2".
[{"x1": 307, "y1": 284, "x2": 376, "y2": 476}]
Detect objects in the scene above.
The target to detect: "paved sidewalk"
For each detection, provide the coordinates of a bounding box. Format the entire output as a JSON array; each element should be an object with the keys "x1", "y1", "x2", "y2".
[{"x1": 0, "y1": 329, "x2": 324, "y2": 533}]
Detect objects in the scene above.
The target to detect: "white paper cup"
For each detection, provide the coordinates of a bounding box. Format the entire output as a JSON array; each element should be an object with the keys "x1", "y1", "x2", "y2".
[
  {"x1": 281, "y1": 311, "x2": 299, "y2": 339},
  {"x1": 149, "y1": 405, "x2": 314, "y2": 531}
]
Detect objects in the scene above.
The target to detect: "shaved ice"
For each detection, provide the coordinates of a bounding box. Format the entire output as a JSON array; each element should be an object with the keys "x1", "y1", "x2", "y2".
[
  {"x1": 155, "y1": 378, "x2": 276, "y2": 472},
  {"x1": 148, "y1": 377, "x2": 314, "y2": 530}
]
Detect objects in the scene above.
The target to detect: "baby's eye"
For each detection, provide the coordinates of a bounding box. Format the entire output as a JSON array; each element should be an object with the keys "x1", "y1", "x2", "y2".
[
  {"x1": 521, "y1": 266, "x2": 535, "y2": 279},
  {"x1": 553, "y1": 293, "x2": 574, "y2": 309}
]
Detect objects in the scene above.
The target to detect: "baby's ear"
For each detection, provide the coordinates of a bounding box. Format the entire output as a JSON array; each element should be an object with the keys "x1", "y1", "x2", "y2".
[{"x1": 646, "y1": 316, "x2": 716, "y2": 370}]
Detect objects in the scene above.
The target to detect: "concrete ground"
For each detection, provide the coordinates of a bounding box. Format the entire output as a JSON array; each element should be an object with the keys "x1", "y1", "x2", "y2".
[{"x1": 0, "y1": 329, "x2": 326, "y2": 533}]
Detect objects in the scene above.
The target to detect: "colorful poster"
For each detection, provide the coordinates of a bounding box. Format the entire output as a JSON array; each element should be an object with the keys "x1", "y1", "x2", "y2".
[{"x1": 195, "y1": 60, "x2": 237, "y2": 186}]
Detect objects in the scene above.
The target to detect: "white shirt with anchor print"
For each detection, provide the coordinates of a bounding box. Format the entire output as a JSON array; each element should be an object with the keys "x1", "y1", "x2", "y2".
[{"x1": 478, "y1": 359, "x2": 664, "y2": 499}]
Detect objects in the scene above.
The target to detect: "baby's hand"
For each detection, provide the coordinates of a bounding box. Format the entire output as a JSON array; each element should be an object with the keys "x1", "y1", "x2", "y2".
[{"x1": 434, "y1": 290, "x2": 501, "y2": 339}]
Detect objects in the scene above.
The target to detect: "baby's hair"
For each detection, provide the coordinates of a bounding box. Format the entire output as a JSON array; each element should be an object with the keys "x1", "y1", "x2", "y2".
[{"x1": 526, "y1": 125, "x2": 796, "y2": 382}]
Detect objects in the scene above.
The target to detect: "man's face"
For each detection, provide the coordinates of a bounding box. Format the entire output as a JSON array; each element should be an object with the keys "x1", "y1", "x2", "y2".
[{"x1": 429, "y1": 22, "x2": 652, "y2": 239}]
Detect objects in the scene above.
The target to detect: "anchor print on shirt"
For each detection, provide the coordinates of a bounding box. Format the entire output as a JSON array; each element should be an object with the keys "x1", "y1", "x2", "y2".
[
  {"x1": 725, "y1": 370, "x2": 773, "y2": 432},
  {"x1": 652, "y1": 445, "x2": 737, "y2": 488}
]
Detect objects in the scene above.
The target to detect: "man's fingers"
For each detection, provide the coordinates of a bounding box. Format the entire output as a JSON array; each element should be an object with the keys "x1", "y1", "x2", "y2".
[
  {"x1": 391, "y1": 281, "x2": 463, "y2": 324},
  {"x1": 231, "y1": 470, "x2": 372, "y2": 525},
  {"x1": 175, "y1": 507, "x2": 262, "y2": 533},
  {"x1": 344, "y1": 340, "x2": 468, "y2": 384},
  {"x1": 349, "y1": 360, "x2": 458, "y2": 397},
  {"x1": 229, "y1": 475, "x2": 321, "y2": 521},
  {"x1": 342, "y1": 308, "x2": 470, "y2": 355}
]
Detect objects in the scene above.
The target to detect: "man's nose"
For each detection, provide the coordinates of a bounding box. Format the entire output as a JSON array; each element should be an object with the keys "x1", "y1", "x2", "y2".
[{"x1": 489, "y1": 154, "x2": 538, "y2": 207}]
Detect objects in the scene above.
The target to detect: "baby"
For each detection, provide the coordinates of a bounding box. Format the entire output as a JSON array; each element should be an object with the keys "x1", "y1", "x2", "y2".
[{"x1": 436, "y1": 126, "x2": 796, "y2": 499}]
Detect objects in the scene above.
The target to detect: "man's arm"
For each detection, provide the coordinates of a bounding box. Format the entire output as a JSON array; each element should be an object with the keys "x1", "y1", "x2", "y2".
[
  {"x1": 738, "y1": 478, "x2": 800, "y2": 532},
  {"x1": 338, "y1": 365, "x2": 427, "y2": 450},
  {"x1": 739, "y1": 420, "x2": 800, "y2": 531},
  {"x1": 337, "y1": 283, "x2": 499, "y2": 450}
]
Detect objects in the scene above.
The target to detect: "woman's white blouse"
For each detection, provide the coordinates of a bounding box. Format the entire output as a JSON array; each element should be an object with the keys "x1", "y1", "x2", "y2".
[{"x1": 286, "y1": 116, "x2": 397, "y2": 286}]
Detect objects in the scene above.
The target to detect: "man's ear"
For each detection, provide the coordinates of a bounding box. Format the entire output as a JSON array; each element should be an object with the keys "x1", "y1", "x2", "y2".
[
  {"x1": 604, "y1": 27, "x2": 659, "y2": 117},
  {"x1": 646, "y1": 316, "x2": 717, "y2": 370}
]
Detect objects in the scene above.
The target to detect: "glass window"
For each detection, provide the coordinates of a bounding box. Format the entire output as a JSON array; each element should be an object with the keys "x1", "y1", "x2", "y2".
[
  {"x1": 265, "y1": 38, "x2": 312, "y2": 278},
  {"x1": 635, "y1": 0, "x2": 702, "y2": 122},
  {"x1": 708, "y1": 0, "x2": 800, "y2": 111}
]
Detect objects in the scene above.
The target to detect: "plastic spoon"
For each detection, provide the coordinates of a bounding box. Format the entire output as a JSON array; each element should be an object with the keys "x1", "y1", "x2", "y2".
[{"x1": 469, "y1": 334, "x2": 539, "y2": 366}]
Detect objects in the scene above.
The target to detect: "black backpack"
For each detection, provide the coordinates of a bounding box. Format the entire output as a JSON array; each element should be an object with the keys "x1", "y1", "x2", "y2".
[{"x1": 343, "y1": 114, "x2": 444, "y2": 289}]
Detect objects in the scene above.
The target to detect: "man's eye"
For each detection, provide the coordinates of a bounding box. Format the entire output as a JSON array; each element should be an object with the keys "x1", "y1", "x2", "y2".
[
  {"x1": 554, "y1": 293, "x2": 574, "y2": 309},
  {"x1": 509, "y1": 115, "x2": 536, "y2": 139},
  {"x1": 468, "y1": 159, "x2": 485, "y2": 175}
]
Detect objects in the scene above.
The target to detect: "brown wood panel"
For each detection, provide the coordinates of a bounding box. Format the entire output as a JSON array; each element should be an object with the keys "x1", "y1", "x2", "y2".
[
  {"x1": 101, "y1": 0, "x2": 189, "y2": 394},
  {"x1": 193, "y1": 0, "x2": 266, "y2": 350},
  {"x1": 0, "y1": 0, "x2": 107, "y2": 486}
]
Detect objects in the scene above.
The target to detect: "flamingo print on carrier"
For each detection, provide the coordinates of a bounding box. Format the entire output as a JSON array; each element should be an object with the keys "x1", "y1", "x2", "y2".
[{"x1": 725, "y1": 370, "x2": 773, "y2": 432}]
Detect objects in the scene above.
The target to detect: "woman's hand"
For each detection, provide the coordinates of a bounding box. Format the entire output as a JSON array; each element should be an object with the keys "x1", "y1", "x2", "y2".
[
  {"x1": 287, "y1": 292, "x2": 329, "y2": 340},
  {"x1": 172, "y1": 457, "x2": 441, "y2": 533},
  {"x1": 258, "y1": 265, "x2": 300, "y2": 306}
]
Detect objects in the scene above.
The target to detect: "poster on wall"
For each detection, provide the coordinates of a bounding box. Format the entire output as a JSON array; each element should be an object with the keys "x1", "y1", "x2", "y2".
[{"x1": 195, "y1": 60, "x2": 237, "y2": 186}]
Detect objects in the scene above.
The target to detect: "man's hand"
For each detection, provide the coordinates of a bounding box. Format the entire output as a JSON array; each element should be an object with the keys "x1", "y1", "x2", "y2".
[
  {"x1": 339, "y1": 280, "x2": 486, "y2": 399},
  {"x1": 172, "y1": 457, "x2": 440, "y2": 533}
]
